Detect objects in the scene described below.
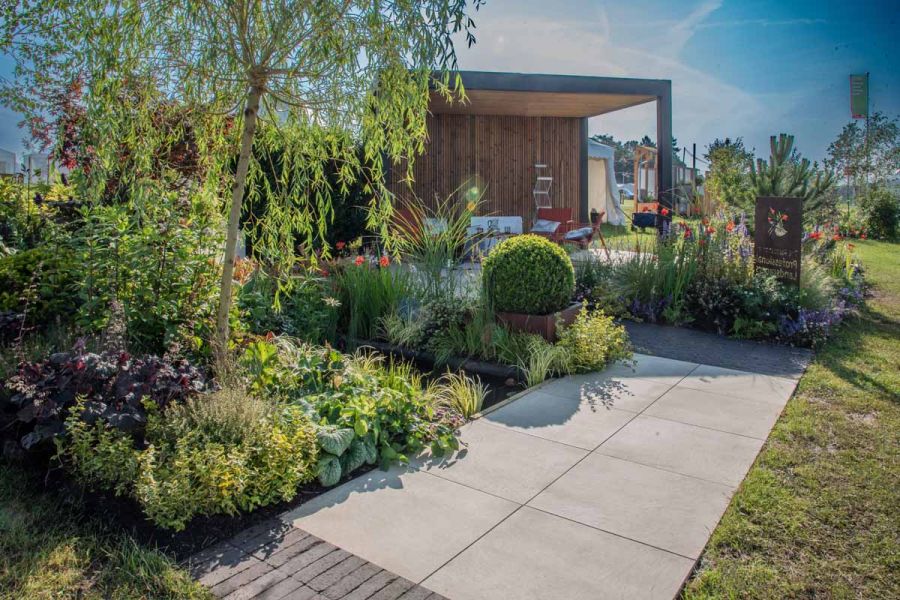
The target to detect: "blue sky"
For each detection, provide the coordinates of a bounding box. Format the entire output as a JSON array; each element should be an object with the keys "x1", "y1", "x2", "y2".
[{"x1": 1, "y1": 0, "x2": 897, "y2": 164}]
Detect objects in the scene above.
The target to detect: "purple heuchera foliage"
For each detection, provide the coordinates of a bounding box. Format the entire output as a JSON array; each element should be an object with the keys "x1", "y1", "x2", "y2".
[{"x1": 4, "y1": 340, "x2": 208, "y2": 450}]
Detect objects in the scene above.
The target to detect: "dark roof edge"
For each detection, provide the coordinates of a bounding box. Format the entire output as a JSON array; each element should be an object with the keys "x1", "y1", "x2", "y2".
[{"x1": 432, "y1": 70, "x2": 671, "y2": 96}]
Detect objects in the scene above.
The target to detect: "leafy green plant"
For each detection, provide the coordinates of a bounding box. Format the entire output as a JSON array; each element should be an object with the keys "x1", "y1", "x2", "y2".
[
  {"x1": 0, "y1": 244, "x2": 79, "y2": 327},
  {"x1": 858, "y1": 186, "x2": 899, "y2": 240},
  {"x1": 315, "y1": 425, "x2": 376, "y2": 487},
  {"x1": 482, "y1": 234, "x2": 575, "y2": 315},
  {"x1": 62, "y1": 389, "x2": 319, "y2": 531},
  {"x1": 556, "y1": 306, "x2": 632, "y2": 373}
]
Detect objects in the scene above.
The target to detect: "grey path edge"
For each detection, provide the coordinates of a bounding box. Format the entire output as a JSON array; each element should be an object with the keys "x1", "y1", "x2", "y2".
[{"x1": 185, "y1": 517, "x2": 448, "y2": 600}]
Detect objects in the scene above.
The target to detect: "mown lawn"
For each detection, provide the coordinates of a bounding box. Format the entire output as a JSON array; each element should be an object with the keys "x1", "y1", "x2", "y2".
[
  {"x1": 0, "y1": 465, "x2": 210, "y2": 600},
  {"x1": 684, "y1": 239, "x2": 900, "y2": 598}
]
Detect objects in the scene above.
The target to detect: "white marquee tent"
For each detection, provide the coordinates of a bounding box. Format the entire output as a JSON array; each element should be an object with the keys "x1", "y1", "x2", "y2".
[{"x1": 587, "y1": 140, "x2": 626, "y2": 226}]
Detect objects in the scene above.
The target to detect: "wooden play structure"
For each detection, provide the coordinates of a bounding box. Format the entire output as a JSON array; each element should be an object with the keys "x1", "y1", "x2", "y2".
[{"x1": 632, "y1": 145, "x2": 658, "y2": 213}]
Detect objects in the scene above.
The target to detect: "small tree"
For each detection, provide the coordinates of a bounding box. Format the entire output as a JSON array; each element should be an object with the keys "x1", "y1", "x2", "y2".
[
  {"x1": 750, "y1": 134, "x2": 835, "y2": 213},
  {"x1": 2, "y1": 0, "x2": 485, "y2": 356},
  {"x1": 826, "y1": 112, "x2": 900, "y2": 194},
  {"x1": 704, "y1": 137, "x2": 754, "y2": 211}
]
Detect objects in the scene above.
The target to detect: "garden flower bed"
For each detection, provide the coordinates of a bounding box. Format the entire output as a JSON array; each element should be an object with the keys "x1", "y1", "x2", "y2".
[{"x1": 573, "y1": 213, "x2": 867, "y2": 348}]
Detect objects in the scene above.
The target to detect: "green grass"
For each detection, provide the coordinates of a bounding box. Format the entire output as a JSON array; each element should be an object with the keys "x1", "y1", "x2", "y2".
[
  {"x1": 683, "y1": 239, "x2": 900, "y2": 599},
  {"x1": 0, "y1": 465, "x2": 211, "y2": 600}
]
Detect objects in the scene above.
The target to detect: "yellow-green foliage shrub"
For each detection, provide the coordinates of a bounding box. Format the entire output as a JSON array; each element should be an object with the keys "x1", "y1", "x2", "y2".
[
  {"x1": 63, "y1": 390, "x2": 318, "y2": 531},
  {"x1": 557, "y1": 306, "x2": 632, "y2": 373}
]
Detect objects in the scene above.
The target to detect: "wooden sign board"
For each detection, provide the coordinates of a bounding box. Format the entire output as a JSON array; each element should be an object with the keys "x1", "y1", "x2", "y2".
[{"x1": 754, "y1": 196, "x2": 802, "y2": 285}]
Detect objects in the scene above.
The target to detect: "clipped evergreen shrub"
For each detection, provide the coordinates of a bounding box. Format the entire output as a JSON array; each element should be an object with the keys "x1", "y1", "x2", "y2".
[{"x1": 482, "y1": 234, "x2": 575, "y2": 315}]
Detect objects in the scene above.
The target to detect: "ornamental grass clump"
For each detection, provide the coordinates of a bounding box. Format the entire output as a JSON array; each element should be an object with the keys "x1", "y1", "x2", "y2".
[{"x1": 482, "y1": 234, "x2": 575, "y2": 315}]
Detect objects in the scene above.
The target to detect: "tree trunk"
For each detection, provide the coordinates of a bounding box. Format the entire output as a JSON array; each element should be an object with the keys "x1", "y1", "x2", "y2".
[{"x1": 215, "y1": 85, "x2": 262, "y2": 359}]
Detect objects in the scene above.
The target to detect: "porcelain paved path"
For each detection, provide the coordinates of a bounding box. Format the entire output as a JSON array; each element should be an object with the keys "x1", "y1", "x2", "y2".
[{"x1": 276, "y1": 353, "x2": 802, "y2": 599}]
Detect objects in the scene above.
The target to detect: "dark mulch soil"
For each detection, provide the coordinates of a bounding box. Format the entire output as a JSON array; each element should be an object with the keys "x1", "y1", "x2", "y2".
[{"x1": 6, "y1": 448, "x2": 376, "y2": 562}]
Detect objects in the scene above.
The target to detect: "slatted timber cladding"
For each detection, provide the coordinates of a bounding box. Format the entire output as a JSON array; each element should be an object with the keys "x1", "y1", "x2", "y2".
[{"x1": 388, "y1": 113, "x2": 582, "y2": 226}]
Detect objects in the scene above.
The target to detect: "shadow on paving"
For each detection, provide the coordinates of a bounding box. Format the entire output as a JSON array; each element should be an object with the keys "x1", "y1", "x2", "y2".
[{"x1": 622, "y1": 321, "x2": 811, "y2": 380}]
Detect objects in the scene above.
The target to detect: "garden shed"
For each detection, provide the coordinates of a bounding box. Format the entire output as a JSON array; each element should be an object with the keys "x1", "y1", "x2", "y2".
[{"x1": 388, "y1": 71, "x2": 673, "y2": 226}]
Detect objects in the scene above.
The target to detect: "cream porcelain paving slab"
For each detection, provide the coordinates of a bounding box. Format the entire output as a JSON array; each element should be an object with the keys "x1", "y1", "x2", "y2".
[
  {"x1": 280, "y1": 466, "x2": 517, "y2": 583},
  {"x1": 423, "y1": 506, "x2": 693, "y2": 600},
  {"x1": 410, "y1": 419, "x2": 587, "y2": 503},
  {"x1": 528, "y1": 453, "x2": 734, "y2": 558},
  {"x1": 482, "y1": 390, "x2": 636, "y2": 450},
  {"x1": 597, "y1": 414, "x2": 765, "y2": 487},
  {"x1": 645, "y1": 385, "x2": 786, "y2": 439},
  {"x1": 538, "y1": 372, "x2": 674, "y2": 413},
  {"x1": 601, "y1": 354, "x2": 700, "y2": 385},
  {"x1": 676, "y1": 364, "x2": 797, "y2": 405}
]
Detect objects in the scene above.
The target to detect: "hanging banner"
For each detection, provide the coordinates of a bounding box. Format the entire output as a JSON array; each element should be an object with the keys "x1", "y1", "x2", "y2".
[
  {"x1": 754, "y1": 196, "x2": 802, "y2": 285},
  {"x1": 850, "y1": 73, "x2": 868, "y2": 119}
]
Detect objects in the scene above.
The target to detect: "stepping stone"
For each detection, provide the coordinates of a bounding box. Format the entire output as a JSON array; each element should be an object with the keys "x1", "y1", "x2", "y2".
[
  {"x1": 602, "y1": 354, "x2": 699, "y2": 385},
  {"x1": 645, "y1": 385, "x2": 786, "y2": 439},
  {"x1": 412, "y1": 419, "x2": 586, "y2": 503},
  {"x1": 529, "y1": 453, "x2": 734, "y2": 558},
  {"x1": 423, "y1": 506, "x2": 693, "y2": 600},
  {"x1": 281, "y1": 466, "x2": 517, "y2": 582},
  {"x1": 676, "y1": 364, "x2": 797, "y2": 405},
  {"x1": 597, "y1": 414, "x2": 765, "y2": 487}
]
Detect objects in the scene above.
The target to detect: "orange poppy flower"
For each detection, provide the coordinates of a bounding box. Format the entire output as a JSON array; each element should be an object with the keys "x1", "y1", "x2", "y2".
[
  {"x1": 354, "y1": 256, "x2": 365, "y2": 266},
  {"x1": 379, "y1": 256, "x2": 390, "y2": 268}
]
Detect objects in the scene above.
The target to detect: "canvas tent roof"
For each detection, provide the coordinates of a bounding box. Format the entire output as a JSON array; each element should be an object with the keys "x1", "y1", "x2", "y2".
[{"x1": 587, "y1": 141, "x2": 627, "y2": 226}]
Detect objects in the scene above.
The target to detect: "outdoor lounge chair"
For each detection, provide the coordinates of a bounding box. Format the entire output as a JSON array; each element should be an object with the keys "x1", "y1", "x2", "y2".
[{"x1": 531, "y1": 207, "x2": 610, "y2": 258}]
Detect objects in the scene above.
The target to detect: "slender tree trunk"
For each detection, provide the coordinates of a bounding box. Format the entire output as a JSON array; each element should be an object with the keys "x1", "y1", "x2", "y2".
[{"x1": 215, "y1": 85, "x2": 262, "y2": 359}]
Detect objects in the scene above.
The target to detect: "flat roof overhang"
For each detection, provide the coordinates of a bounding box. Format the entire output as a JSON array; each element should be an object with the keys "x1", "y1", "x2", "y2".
[{"x1": 429, "y1": 71, "x2": 669, "y2": 118}]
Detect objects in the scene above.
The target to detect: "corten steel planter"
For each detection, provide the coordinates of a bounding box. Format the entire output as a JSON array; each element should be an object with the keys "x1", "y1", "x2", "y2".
[{"x1": 496, "y1": 303, "x2": 581, "y2": 342}]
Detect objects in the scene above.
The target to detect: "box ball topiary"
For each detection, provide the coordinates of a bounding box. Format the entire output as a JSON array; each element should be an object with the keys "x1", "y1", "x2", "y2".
[{"x1": 482, "y1": 234, "x2": 575, "y2": 315}]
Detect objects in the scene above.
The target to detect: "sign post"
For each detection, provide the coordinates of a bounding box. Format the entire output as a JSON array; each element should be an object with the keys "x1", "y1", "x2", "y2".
[
  {"x1": 850, "y1": 73, "x2": 868, "y2": 119},
  {"x1": 754, "y1": 196, "x2": 803, "y2": 285}
]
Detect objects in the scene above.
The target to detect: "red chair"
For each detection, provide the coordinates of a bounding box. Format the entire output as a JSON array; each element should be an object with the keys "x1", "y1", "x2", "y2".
[{"x1": 533, "y1": 207, "x2": 610, "y2": 258}]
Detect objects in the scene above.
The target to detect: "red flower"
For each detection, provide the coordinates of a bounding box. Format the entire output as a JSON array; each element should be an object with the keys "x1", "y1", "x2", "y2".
[
  {"x1": 354, "y1": 256, "x2": 365, "y2": 266},
  {"x1": 335, "y1": 241, "x2": 346, "y2": 250},
  {"x1": 706, "y1": 226, "x2": 715, "y2": 234},
  {"x1": 833, "y1": 234, "x2": 842, "y2": 241},
  {"x1": 809, "y1": 231, "x2": 822, "y2": 240},
  {"x1": 683, "y1": 229, "x2": 691, "y2": 239},
  {"x1": 726, "y1": 221, "x2": 735, "y2": 232},
  {"x1": 861, "y1": 233, "x2": 867, "y2": 239},
  {"x1": 379, "y1": 256, "x2": 390, "y2": 268},
  {"x1": 319, "y1": 268, "x2": 330, "y2": 277},
  {"x1": 701, "y1": 217, "x2": 709, "y2": 226},
  {"x1": 660, "y1": 207, "x2": 670, "y2": 216},
  {"x1": 265, "y1": 331, "x2": 275, "y2": 342},
  {"x1": 698, "y1": 238, "x2": 706, "y2": 246},
  {"x1": 781, "y1": 214, "x2": 789, "y2": 221},
  {"x1": 769, "y1": 207, "x2": 776, "y2": 214}
]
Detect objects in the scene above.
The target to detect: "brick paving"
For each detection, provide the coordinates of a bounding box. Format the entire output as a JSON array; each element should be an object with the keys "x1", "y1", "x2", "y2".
[{"x1": 186, "y1": 518, "x2": 447, "y2": 600}]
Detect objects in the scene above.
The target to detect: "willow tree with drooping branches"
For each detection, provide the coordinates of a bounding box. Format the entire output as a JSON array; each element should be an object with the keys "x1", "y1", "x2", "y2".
[{"x1": 1, "y1": 0, "x2": 484, "y2": 356}]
